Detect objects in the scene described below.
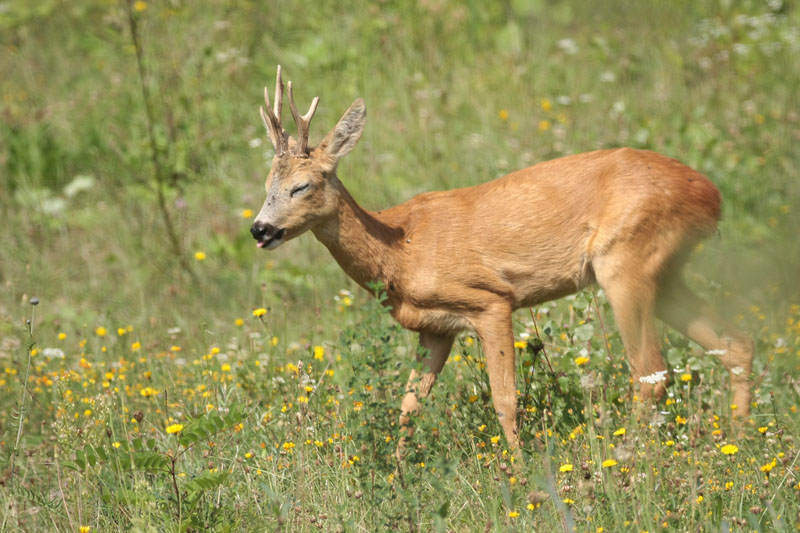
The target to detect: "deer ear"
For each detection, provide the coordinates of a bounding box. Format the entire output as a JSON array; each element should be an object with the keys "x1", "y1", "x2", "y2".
[{"x1": 318, "y1": 99, "x2": 366, "y2": 162}]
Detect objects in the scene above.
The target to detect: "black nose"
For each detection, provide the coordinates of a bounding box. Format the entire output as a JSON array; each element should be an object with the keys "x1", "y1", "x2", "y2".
[{"x1": 250, "y1": 221, "x2": 277, "y2": 241}]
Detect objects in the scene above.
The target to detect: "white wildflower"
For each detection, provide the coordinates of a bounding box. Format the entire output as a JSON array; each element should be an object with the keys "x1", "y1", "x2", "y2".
[{"x1": 639, "y1": 370, "x2": 668, "y2": 384}]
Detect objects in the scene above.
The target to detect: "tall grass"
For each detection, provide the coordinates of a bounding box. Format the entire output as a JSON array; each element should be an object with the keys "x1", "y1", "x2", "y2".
[{"x1": 1, "y1": 0, "x2": 798, "y2": 530}]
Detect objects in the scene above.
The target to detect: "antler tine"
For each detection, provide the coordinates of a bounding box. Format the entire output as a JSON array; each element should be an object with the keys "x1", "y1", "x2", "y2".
[
  {"x1": 273, "y1": 65, "x2": 283, "y2": 121},
  {"x1": 260, "y1": 88, "x2": 285, "y2": 156},
  {"x1": 260, "y1": 65, "x2": 290, "y2": 156},
  {"x1": 287, "y1": 80, "x2": 320, "y2": 156}
]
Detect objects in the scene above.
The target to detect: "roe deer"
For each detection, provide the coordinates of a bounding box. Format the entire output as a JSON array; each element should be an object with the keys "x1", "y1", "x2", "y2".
[{"x1": 249, "y1": 66, "x2": 753, "y2": 454}]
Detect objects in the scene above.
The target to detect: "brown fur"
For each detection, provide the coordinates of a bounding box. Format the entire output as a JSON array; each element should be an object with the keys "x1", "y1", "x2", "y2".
[{"x1": 252, "y1": 87, "x2": 754, "y2": 455}]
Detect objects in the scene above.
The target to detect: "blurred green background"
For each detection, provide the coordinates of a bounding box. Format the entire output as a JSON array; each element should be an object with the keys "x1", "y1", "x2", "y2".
[{"x1": 1, "y1": 0, "x2": 798, "y2": 336}]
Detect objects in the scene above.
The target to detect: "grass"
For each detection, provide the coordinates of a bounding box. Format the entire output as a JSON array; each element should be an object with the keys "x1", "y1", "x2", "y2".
[{"x1": 1, "y1": 0, "x2": 799, "y2": 531}]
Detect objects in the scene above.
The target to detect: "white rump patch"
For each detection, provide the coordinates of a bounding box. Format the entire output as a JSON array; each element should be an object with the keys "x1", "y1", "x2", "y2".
[{"x1": 639, "y1": 370, "x2": 668, "y2": 385}]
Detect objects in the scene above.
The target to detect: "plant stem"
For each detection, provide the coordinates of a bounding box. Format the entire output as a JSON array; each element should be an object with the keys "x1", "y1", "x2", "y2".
[
  {"x1": 170, "y1": 455, "x2": 182, "y2": 523},
  {"x1": 125, "y1": 0, "x2": 196, "y2": 281},
  {"x1": 10, "y1": 303, "x2": 36, "y2": 487}
]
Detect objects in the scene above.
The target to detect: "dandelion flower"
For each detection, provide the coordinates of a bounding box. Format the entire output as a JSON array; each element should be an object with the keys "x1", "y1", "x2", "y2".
[
  {"x1": 241, "y1": 208, "x2": 254, "y2": 218},
  {"x1": 165, "y1": 423, "x2": 184, "y2": 434},
  {"x1": 253, "y1": 308, "x2": 267, "y2": 318},
  {"x1": 235, "y1": 318, "x2": 244, "y2": 327},
  {"x1": 95, "y1": 326, "x2": 107, "y2": 337},
  {"x1": 498, "y1": 109, "x2": 509, "y2": 120},
  {"x1": 675, "y1": 415, "x2": 687, "y2": 425},
  {"x1": 508, "y1": 511, "x2": 519, "y2": 518},
  {"x1": 79, "y1": 527, "x2": 91, "y2": 533},
  {"x1": 574, "y1": 356, "x2": 590, "y2": 366},
  {"x1": 133, "y1": 1, "x2": 147, "y2": 11},
  {"x1": 601, "y1": 459, "x2": 618, "y2": 468},
  {"x1": 490, "y1": 435, "x2": 501, "y2": 445},
  {"x1": 58, "y1": 332, "x2": 66, "y2": 341},
  {"x1": 131, "y1": 341, "x2": 141, "y2": 351},
  {"x1": 720, "y1": 444, "x2": 739, "y2": 455},
  {"x1": 758, "y1": 426, "x2": 768, "y2": 434},
  {"x1": 680, "y1": 373, "x2": 692, "y2": 382},
  {"x1": 760, "y1": 459, "x2": 776, "y2": 473},
  {"x1": 559, "y1": 463, "x2": 573, "y2": 473},
  {"x1": 194, "y1": 251, "x2": 206, "y2": 261},
  {"x1": 313, "y1": 345, "x2": 325, "y2": 360},
  {"x1": 613, "y1": 427, "x2": 626, "y2": 436}
]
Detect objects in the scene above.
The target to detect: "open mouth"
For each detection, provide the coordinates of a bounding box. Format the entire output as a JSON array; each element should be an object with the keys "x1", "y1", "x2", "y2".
[{"x1": 256, "y1": 228, "x2": 285, "y2": 249}]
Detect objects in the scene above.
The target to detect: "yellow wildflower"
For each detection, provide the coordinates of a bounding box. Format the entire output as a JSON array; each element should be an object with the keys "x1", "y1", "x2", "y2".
[
  {"x1": 613, "y1": 427, "x2": 626, "y2": 436},
  {"x1": 241, "y1": 208, "x2": 254, "y2": 218},
  {"x1": 313, "y1": 345, "x2": 325, "y2": 360},
  {"x1": 601, "y1": 459, "x2": 617, "y2": 468},
  {"x1": 194, "y1": 251, "x2": 206, "y2": 261},
  {"x1": 720, "y1": 444, "x2": 739, "y2": 456},
  {"x1": 680, "y1": 373, "x2": 692, "y2": 382},
  {"x1": 574, "y1": 356, "x2": 590, "y2": 366},
  {"x1": 95, "y1": 327, "x2": 107, "y2": 337},
  {"x1": 498, "y1": 109, "x2": 509, "y2": 120},
  {"x1": 559, "y1": 463, "x2": 573, "y2": 473},
  {"x1": 165, "y1": 423, "x2": 184, "y2": 434},
  {"x1": 253, "y1": 308, "x2": 267, "y2": 318}
]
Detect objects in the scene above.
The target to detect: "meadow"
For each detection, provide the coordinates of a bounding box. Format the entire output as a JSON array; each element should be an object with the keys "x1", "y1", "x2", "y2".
[{"x1": 1, "y1": 0, "x2": 799, "y2": 531}]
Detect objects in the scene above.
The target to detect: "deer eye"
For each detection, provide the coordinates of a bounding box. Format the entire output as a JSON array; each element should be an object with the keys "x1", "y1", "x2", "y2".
[{"x1": 290, "y1": 183, "x2": 310, "y2": 197}]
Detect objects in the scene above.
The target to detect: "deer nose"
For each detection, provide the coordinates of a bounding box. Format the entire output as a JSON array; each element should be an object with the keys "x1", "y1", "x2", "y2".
[{"x1": 250, "y1": 221, "x2": 276, "y2": 241}]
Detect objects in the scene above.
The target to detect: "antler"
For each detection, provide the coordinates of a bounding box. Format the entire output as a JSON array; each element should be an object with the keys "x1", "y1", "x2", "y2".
[
  {"x1": 288, "y1": 81, "x2": 320, "y2": 156},
  {"x1": 260, "y1": 65, "x2": 287, "y2": 156},
  {"x1": 260, "y1": 65, "x2": 320, "y2": 157}
]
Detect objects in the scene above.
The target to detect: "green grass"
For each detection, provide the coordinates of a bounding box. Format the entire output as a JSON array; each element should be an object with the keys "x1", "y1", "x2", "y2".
[{"x1": 1, "y1": 0, "x2": 799, "y2": 531}]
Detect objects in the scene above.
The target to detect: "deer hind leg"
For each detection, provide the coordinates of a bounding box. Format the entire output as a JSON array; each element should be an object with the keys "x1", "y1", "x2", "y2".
[
  {"x1": 595, "y1": 256, "x2": 668, "y2": 402},
  {"x1": 395, "y1": 331, "x2": 454, "y2": 461},
  {"x1": 656, "y1": 275, "x2": 753, "y2": 417},
  {"x1": 472, "y1": 306, "x2": 519, "y2": 450}
]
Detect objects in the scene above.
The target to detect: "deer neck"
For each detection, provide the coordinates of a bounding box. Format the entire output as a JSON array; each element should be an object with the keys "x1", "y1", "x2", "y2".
[{"x1": 311, "y1": 177, "x2": 403, "y2": 292}]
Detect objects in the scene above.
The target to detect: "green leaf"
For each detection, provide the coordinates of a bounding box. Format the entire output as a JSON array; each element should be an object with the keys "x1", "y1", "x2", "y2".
[
  {"x1": 184, "y1": 472, "x2": 229, "y2": 497},
  {"x1": 95, "y1": 446, "x2": 108, "y2": 461},
  {"x1": 574, "y1": 323, "x2": 594, "y2": 342}
]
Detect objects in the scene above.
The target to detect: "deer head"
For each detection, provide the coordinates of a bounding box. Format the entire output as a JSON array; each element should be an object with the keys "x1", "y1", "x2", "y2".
[{"x1": 250, "y1": 66, "x2": 366, "y2": 249}]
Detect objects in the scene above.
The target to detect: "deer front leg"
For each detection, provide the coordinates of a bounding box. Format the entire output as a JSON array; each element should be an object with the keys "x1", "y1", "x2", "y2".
[
  {"x1": 395, "y1": 331, "x2": 454, "y2": 461},
  {"x1": 473, "y1": 308, "x2": 519, "y2": 450}
]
